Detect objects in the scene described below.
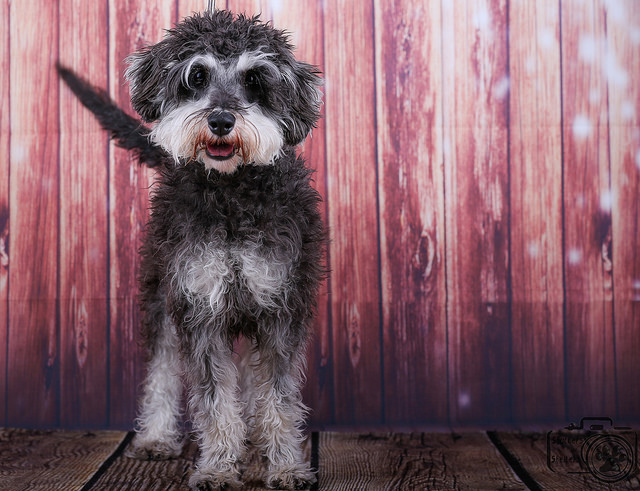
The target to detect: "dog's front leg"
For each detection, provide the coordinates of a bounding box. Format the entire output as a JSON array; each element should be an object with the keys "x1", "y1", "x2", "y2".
[
  {"x1": 251, "y1": 330, "x2": 316, "y2": 490},
  {"x1": 126, "y1": 316, "x2": 184, "y2": 460},
  {"x1": 184, "y1": 332, "x2": 247, "y2": 490}
]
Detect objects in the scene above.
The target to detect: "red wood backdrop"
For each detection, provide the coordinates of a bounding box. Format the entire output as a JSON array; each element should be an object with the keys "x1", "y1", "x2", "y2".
[{"x1": 1, "y1": 0, "x2": 638, "y2": 429}]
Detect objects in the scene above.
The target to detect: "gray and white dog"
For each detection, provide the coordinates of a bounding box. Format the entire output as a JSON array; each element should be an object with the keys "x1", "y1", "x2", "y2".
[{"x1": 59, "y1": 10, "x2": 324, "y2": 490}]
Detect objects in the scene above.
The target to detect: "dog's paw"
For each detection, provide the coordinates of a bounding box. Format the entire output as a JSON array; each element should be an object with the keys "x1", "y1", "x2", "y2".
[
  {"x1": 188, "y1": 470, "x2": 243, "y2": 491},
  {"x1": 124, "y1": 436, "x2": 183, "y2": 461},
  {"x1": 265, "y1": 465, "x2": 317, "y2": 490}
]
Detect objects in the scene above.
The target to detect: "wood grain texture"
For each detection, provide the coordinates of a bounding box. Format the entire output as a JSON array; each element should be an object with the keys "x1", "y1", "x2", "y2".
[
  {"x1": 493, "y1": 431, "x2": 633, "y2": 490},
  {"x1": 3, "y1": 0, "x2": 640, "y2": 431},
  {"x1": 323, "y1": 0, "x2": 382, "y2": 425},
  {"x1": 225, "y1": 0, "x2": 256, "y2": 15},
  {"x1": 318, "y1": 432, "x2": 525, "y2": 490},
  {"x1": 375, "y1": 0, "x2": 448, "y2": 424},
  {"x1": 252, "y1": 0, "x2": 333, "y2": 426},
  {"x1": 177, "y1": 0, "x2": 209, "y2": 19},
  {"x1": 5, "y1": 429, "x2": 640, "y2": 490},
  {"x1": 8, "y1": 0, "x2": 60, "y2": 427},
  {"x1": 561, "y1": 0, "x2": 616, "y2": 419},
  {"x1": 91, "y1": 436, "x2": 196, "y2": 490},
  {"x1": 92, "y1": 433, "x2": 312, "y2": 490},
  {"x1": 442, "y1": 0, "x2": 511, "y2": 425},
  {"x1": 107, "y1": 0, "x2": 175, "y2": 428},
  {"x1": 0, "y1": 428, "x2": 127, "y2": 491},
  {"x1": 508, "y1": 0, "x2": 565, "y2": 422},
  {"x1": 227, "y1": 0, "x2": 333, "y2": 428},
  {"x1": 0, "y1": 0, "x2": 10, "y2": 425},
  {"x1": 58, "y1": 0, "x2": 110, "y2": 428},
  {"x1": 607, "y1": 0, "x2": 640, "y2": 422}
]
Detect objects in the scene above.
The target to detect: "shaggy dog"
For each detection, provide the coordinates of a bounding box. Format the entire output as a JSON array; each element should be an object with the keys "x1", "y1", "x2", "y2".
[{"x1": 59, "y1": 10, "x2": 324, "y2": 490}]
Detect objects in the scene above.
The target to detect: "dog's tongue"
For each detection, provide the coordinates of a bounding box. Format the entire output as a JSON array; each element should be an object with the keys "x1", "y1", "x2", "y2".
[{"x1": 207, "y1": 142, "x2": 234, "y2": 157}]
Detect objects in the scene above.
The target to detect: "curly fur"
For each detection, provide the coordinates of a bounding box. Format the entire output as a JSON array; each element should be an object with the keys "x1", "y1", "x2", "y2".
[{"x1": 59, "y1": 10, "x2": 324, "y2": 490}]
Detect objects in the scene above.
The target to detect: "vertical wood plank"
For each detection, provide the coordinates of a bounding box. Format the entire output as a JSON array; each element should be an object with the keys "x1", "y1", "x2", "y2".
[
  {"x1": 509, "y1": 1, "x2": 565, "y2": 422},
  {"x1": 607, "y1": 0, "x2": 640, "y2": 421},
  {"x1": 108, "y1": 0, "x2": 175, "y2": 428},
  {"x1": 442, "y1": 0, "x2": 511, "y2": 425},
  {"x1": 0, "y1": 0, "x2": 10, "y2": 425},
  {"x1": 253, "y1": 0, "x2": 332, "y2": 426},
  {"x1": 177, "y1": 0, "x2": 208, "y2": 18},
  {"x1": 375, "y1": 1, "x2": 448, "y2": 424},
  {"x1": 561, "y1": 0, "x2": 616, "y2": 419},
  {"x1": 8, "y1": 0, "x2": 60, "y2": 427},
  {"x1": 324, "y1": 0, "x2": 382, "y2": 425},
  {"x1": 225, "y1": 0, "x2": 255, "y2": 14},
  {"x1": 58, "y1": 0, "x2": 110, "y2": 428}
]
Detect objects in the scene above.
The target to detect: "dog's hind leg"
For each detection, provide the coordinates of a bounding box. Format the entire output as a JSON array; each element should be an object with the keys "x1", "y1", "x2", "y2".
[
  {"x1": 251, "y1": 328, "x2": 316, "y2": 490},
  {"x1": 126, "y1": 315, "x2": 184, "y2": 460}
]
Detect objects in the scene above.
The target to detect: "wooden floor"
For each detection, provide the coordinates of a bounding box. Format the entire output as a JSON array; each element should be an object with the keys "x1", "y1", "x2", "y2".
[{"x1": 1, "y1": 428, "x2": 638, "y2": 490}]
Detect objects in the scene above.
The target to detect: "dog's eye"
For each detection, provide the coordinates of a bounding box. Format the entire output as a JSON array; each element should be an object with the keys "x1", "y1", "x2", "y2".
[
  {"x1": 188, "y1": 66, "x2": 208, "y2": 89},
  {"x1": 245, "y1": 70, "x2": 260, "y2": 88},
  {"x1": 244, "y1": 70, "x2": 263, "y2": 102}
]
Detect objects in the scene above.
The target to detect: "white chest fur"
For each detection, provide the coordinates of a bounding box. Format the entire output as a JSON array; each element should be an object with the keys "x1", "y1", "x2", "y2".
[{"x1": 168, "y1": 242, "x2": 292, "y2": 315}]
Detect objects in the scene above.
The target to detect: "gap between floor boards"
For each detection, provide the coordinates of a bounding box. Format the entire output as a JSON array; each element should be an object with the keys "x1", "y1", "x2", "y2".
[
  {"x1": 80, "y1": 431, "x2": 135, "y2": 491},
  {"x1": 487, "y1": 431, "x2": 542, "y2": 491}
]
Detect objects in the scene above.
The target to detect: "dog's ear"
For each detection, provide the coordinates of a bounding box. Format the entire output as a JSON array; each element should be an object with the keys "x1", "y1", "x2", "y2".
[
  {"x1": 125, "y1": 47, "x2": 166, "y2": 122},
  {"x1": 281, "y1": 59, "x2": 323, "y2": 146}
]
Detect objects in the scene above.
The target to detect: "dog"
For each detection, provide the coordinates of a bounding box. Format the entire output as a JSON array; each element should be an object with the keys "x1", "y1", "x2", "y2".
[{"x1": 59, "y1": 10, "x2": 324, "y2": 490}]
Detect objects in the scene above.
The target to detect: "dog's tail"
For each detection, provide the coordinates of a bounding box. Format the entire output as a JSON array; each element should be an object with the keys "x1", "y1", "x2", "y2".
[{"x1": 57, "y1": 63, "x2": 166, "y2": 168}]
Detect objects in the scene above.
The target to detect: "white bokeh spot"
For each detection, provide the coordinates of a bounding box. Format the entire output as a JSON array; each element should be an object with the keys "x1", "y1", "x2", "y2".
[{"x1": 573, "y1": 115, "x2": 592, "y2": 140}]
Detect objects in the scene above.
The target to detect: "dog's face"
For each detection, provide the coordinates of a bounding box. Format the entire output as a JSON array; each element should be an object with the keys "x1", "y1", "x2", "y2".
[{"x1": 126, "y1": 11, "x2": 322, "y2": 173}]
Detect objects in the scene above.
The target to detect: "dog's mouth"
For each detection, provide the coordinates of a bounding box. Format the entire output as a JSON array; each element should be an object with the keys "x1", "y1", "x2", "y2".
[{"x1": 205, "y1": 142, "x2": 236, "y2": 160}]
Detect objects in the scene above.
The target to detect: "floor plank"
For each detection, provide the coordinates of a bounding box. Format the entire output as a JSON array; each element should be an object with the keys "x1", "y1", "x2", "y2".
[
  {"x1": 89, "y1": 434, "x2": 313, "y2": 490},
  {"x1": 88, "y1": 441, "x2": 194, "y2": 490},
  {"x1": 12, "y1": 429, "x2": 638, "y2": 490},
  {"x1": 318, "y1": 432, "x2": 525, "y2": 490},
  {"x1": 494, "y1": 432, "x2": 640, "y2": 491},
  {"x1": 0, "y1": 428, "x2": 127, "y2": 491}
]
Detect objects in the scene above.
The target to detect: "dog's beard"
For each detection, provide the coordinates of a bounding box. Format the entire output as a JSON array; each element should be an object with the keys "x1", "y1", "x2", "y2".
[{"x1": 150, "y1": 101, "x2": 284, "y2": 173}]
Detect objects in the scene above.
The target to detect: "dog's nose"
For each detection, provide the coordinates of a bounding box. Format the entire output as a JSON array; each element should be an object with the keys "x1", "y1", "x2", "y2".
[{"x1": 207, "y1": 111, "x2": 236, "y2": 137}]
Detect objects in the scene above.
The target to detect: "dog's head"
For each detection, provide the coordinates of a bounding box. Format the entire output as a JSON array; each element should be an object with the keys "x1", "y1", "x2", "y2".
[{"x1": 126, "y1": 10, "x2": 322, "y2": 173}]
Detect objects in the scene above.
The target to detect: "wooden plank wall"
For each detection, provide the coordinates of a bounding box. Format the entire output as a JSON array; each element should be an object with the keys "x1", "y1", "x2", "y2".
[
  {"x1": 562, "y1": 0, "x2": 617, "y2": 421},
  {"x1": 8, "y1": 0, "x2": 60, "y2": 427},
  {"x1": 375, "y1": 1, "x2": 448, "y2": 425},
  {"x1": 0, "y1": 0, "x2": 10, "y2": 426},
  {"x1": 59, "y1": 0, "x2": 109, "y2": 428},
  {"x1": 0, "y1": 0, "x2": 638, "y2": 430},
  {"x1": 509, "y1": 0, "x2": 564, "y2": 423}
]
